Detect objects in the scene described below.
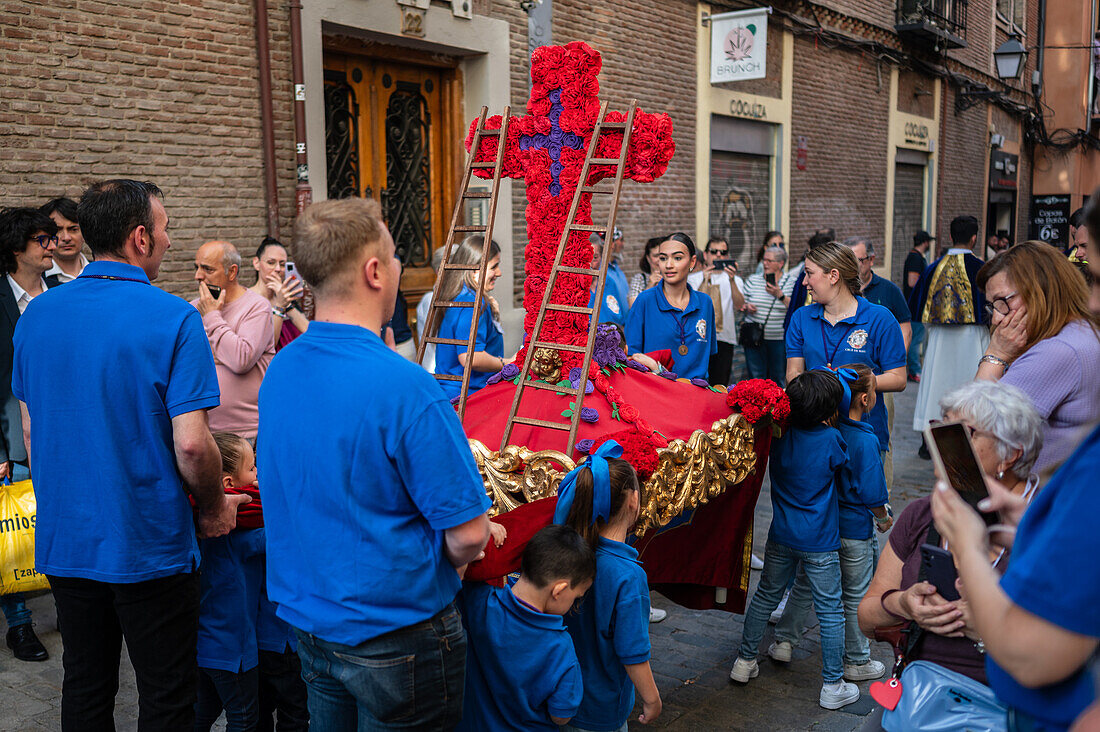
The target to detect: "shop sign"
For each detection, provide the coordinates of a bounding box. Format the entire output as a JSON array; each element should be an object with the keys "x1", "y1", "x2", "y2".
[
  {"x1": 989, "y1": 151, "x2": 1018, "y2": 191},
  {"x1": 1028, "y1": 194, "x2": 1071, "y2": 244},
  {"x1": 710, "y1": 7, "x2": 770, "y2": 83},
  {"x1": 728, "y1": 97, "x2": 768, "y2": 120}
]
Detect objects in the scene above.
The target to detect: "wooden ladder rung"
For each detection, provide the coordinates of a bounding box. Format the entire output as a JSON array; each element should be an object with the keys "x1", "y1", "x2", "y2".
[
  {"x1": 511, "y1": 416, "x2": 571, "y2": 431},
  {"x1": 522, "y1": 380, "x2": 581, "y2": 396},
  {"x1": 434, "y1": 374, "x2": 462, "y2": 381},
  {"x1": 431, "y1": 301, "x2": 474, "y2": 309},
  {"x1": 442, "y1": 263, "x2": 480, "y2": 271},
  {"x1": 477, "y1": 128, "x2": 502, "y2": 136},
  {"x1": 424, "y1": 336, "x2": 468, "y2": 346},
  {"x1": 589, "y1": 158, "x2": 621, "y2": 165},
  {"x1": 471, "y1": 162, "x2": 496, "y2": 169},
  {"x1": 581, "y1": 186, "x2": 612, "y2": 194},
  {"x1": 464, "y1": 191, "x2": 491, "y2": 199},
  {"x1": 531, "y1": 341, "x2": 587, "y2": 353},
  {"x1": 454, "y1": 225, "x2": 486, "y2": 232},
  {"x1": 570, "y1": 225, "x2": 607, "y2": 233},
  {"x1": 600, "y1": 122, "x2": 628, "y2": 130},
  {"x1": 558, "y1": 265, "x2": 600, "y2": 276},
  {"x1": 546, "y1": 303, "x2": 594, "y2": 314}
]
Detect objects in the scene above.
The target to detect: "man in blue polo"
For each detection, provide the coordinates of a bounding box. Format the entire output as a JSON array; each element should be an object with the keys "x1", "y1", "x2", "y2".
[
  {"x1": 257, "y1": 197, "x2": 491, "y2": 730},
  {"x1": 588, "y1": 227, "x2": 630, "y2": 327},
  {"x1": 13, "y1": 179, "x2": 246, "y2": 729}
]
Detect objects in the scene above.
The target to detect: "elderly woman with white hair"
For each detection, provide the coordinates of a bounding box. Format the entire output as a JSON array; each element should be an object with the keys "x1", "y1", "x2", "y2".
[
  {"x1": 858, "y1": 380, "x2": 1043, "y2": 706},
  {"x1": 739, "y1": 245, "x2": 795, "y2": 384}
]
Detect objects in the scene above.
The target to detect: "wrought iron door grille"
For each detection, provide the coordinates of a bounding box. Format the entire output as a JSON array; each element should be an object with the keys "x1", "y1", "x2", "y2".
[
  {"x1": 323, "y1": 70, "x2": 360, "y2": 200},
  {"x1": 382, "y1": 81, "x2": 432, "y2": 268}
]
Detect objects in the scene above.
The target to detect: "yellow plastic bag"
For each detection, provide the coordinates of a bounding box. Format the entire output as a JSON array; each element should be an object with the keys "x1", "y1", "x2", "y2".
[{"x1": 0, "y1": 479, "x2": 49, "y2": 594}]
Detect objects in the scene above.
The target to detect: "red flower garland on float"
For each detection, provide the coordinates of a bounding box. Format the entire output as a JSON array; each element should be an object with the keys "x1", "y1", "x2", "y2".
[
  {"x1": 592, "y1": 429, "x2": 661, "y2": 481},
  {"x1": 725, "y1": 379, "x2": 790, "y2": 428},
  {"x1": 464, "y1": 41, "x2": 675, "y2": 372}
]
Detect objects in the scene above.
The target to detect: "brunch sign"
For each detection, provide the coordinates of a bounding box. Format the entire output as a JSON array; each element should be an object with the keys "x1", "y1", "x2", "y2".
[{"x1": 710, "y1": 7, "x2": 770, "y2": 83}]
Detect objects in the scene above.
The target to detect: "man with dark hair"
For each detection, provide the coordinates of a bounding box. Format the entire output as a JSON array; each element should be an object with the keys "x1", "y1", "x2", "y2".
[
  {"x1": 40, "y1": 197, "x2": 89, "y2": 282},
  {"x1": 258, "y1": 197, "x2": 491, "y2": 730},
  {"x1": 903, "y1": 231, "x2": 934, "y2": 382},
  {"x1": 907, "y1": 214, "x2": 989, "y2": 448},
  {"x1": 0, "y1": 206, "x2": 61, "y2": 662},
  {"x1": 12, "y1": 179, "x2": 246, "y2": 728}
]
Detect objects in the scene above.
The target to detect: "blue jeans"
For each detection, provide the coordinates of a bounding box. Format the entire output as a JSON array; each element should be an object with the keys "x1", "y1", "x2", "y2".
[
  {"x1": 907, "y1": 321, "x2": 925, "y2": 376},
  {"x1": 195, "y1": 666, "x2": 259, "y2": 732},
  {"x1": 295, "y1": 602, "x2": 466, "y2": 731},
  {"x1": 739, "y1": 538, "x2": 845, "y2": 682},
  {"x1": 775, "y1": 536, "x2": 878, "y2": 665},
  {"x1": 744, "y1": 338, "x2": 787, "y2": 386}
]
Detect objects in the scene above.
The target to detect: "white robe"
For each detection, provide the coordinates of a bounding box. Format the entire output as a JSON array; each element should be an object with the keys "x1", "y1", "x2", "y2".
[{"x1": 912, "y1": 323, "x2": 990, "y2": 431}]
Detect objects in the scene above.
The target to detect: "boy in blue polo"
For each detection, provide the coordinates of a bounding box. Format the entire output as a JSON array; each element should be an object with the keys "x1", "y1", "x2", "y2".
[{"x1": 457, "y1": 525, "x2": 595, "y2": 731}]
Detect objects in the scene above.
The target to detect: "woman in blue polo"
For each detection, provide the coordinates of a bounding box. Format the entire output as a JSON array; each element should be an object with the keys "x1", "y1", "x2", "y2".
[
  {"x1": 626, "y1": 233, "x2": 716, "y2": 380},
  {"x1": 434, "y1": 235, "x2": 509, "y2": 399},
  {"x1": 785, "y1": 241, "x2": 906, "y2": 457}
]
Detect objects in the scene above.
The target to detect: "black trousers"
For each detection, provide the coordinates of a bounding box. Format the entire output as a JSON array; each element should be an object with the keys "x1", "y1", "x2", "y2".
[
  {"x1": 258, "y1": 649, "x2": 310, "y2": 731},
  {"x1": 708, "y1": 340, "x2": 735, "y2": 386},
  {"x1": 48, "y1": 572, "x2": 200, "y2": 731}
]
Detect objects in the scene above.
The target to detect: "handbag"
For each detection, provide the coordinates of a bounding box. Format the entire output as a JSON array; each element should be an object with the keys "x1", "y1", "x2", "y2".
[
  {"x1": 882, "y1": 661, "x2": 1007, "y2": 732},
  {"x1": 739, "y1": 286, "x2": 778, "y2": 348}
]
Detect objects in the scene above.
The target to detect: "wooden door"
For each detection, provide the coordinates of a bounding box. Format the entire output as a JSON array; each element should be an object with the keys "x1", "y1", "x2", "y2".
[{"x1": 323, "y1": 51, "x2": 461, "y2": 303}]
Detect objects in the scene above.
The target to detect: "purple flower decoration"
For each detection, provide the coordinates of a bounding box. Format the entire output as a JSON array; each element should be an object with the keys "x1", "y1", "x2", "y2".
[
  {"x1": 593, "y1": 324, "x2": 625, "y2": 367},
  {"x1": 575, "y1": 439, "x2": 594, "y2": 454},
  {"x1": 550, "y1": 160, "x2": 564, "y2": 177},
  {"x1": 580, "y1": 407, "x2": 600, "y2": 423},
  {"x1": 549, "y1": 126, "x2": 565, "y2": 143},
  {"x1": 450, "y1": 395, "x2": 461, "y2": 405},
  {"x1": 691, "y1": 378, "x2": 710, "y2": 388},
  {"x1": 625, "y1": 359, "x2": 649, "y2": 372},
  {"x1": 569, "y1": 367, "x2": 583, "y2": 382},
  {"x1": 549, "y1": 89, "x2": 562, "y2": 103},
  {"x1": 659, "y1": 370, "x2": 678, "y2": 380},
  {"x1": 501, "y1": 363, "x2": 520, "y2": 379},
  {"x1": 519, "y1": 137, "x2": 531, "y2": 151},
  {"x1": 563, "y1": 132, "x2": 583, "y2": 148},
  {"x1": 487, "y1": 372, "x2": 503, "y2": 385}
]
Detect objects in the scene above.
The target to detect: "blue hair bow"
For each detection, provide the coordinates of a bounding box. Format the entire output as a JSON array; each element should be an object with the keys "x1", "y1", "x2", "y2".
[
  {"x1": 812, "y1": 366, "x2": 860, "y2": 416},
  {"x1": 553, "y1": 439, "x2": 623, "y2": 526}
]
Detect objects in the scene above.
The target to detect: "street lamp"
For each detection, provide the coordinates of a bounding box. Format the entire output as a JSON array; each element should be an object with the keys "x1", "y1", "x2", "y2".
[{"x1": 993, "y1": 35, "x2": 1028, "y2": 80}]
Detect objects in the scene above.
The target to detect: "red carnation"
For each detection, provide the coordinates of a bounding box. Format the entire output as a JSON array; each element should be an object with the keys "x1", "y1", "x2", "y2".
[
  {"x1": 594, "y1": 430, "x2": 660, "y2": 481},
  {"x1": 725, "y1": 379, "x2": 790, "y2": 427}
]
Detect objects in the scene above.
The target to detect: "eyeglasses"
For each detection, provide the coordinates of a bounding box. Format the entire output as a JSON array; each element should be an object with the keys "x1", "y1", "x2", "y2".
[
  {"x1": 31, "y1": 234, "x2": 59, "y2": 249},
  {"x1": 983, "y1": 292, "x2": 1018, "y2": 319},
  {"x1": 708, "y1": 249, "x2": 728, "y2": 255},
  {"x1": 857, "y1": 255, "x2": 873, "y2": 263},
  {"x1": 762, "y1": 258, "x2": 781, "y2": 264}
]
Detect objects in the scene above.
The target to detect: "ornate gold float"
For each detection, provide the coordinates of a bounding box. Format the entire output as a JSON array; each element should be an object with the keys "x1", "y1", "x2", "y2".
[{"x1": 469, "y1": 413, "x2": 758, "y2": 535}]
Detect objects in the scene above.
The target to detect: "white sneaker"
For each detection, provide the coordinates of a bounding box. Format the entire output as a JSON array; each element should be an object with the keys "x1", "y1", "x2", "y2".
[
  {"x1": 750, "y1": 553, "x2": 765, "y2": 570},
  {"x1": 729, "y1": 657, "x2": 759, "y2": 683},
  {"x1": 767, "y1": 640, "x2": 793, "y2": 663},
  {"x1": 768, "y1": 592, "x2": 789, "y2": 624},
  {"x1": 649, "y1": 607, "x2": 667, "y2": 623},
  {"x1": 819, "y1": 680, "x2": 860, "y2": 710},
  {"x1": 844, "y1": 659, "x2": 886, "y2": 681}
]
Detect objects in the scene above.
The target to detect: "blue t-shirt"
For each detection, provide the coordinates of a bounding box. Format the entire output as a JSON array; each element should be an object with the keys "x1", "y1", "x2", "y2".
[
  {"x1": 987, "y1": 424, "x2": 1100, "y2": 730},
  {"x1": 197, "y1": 528, "x2": 265, "y2": 673},
  {"x1": 587, "y1": 261, "x2": 630, "y2": 328},
  {"x1": 257, "y1": 322, "x2": 491, "y2": 645},
  {"x1": 12, "y1": 261, "x2": 220, "y2": 582},
  {"x1": 626, "y1": 284, "x2": 717, "y2": 380},
  {"x1": 565, "y1": 538, "x2": 651, "y2": 731},
  {"x1": 862, "y1": 274, "x2": 911, "y2": 324},
  {"x1": 786, "y1": 297, "x2": 907, "y2": 451},
  {"x1": 835, "y1": 417, "x2": 888, "y2": 540},
  {"x1": 768, "y1": 425, "x2": 847, "y2": 552},
  {"x1": 457, "y1": 583, "x2": 583, "y2": 731},
  {"x1": 435, "y1": 285, "x2": 504, "y2": 398}
]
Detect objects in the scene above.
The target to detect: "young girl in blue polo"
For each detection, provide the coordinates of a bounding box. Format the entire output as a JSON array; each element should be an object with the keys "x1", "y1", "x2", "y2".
[
  {"x1": 557, "y1": 441, "x2": 663, "y2": 731},
  {"x1": 732, "y1": 370, "x2": 861, "y2": 711},
  {"x1": 771, "y1": 364, "x2": 894, "y2": 682},
  {"x1": 626, "y1": 232, "x2": 716, "y2": 380},
  {"x1": 434, "y1": 235, "x2": 511, "y2": 398}
]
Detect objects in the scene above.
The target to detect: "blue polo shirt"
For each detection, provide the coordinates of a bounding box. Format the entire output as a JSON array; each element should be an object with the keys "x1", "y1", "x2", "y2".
[
  {"x1": 835, "y1": 417, "x2": 888, "y2": 540},
  {"x1": 564, "y1": 538, "x2": 651, "y2": 732},
  {"x1": 769, "y1": 425, "x2": 847, "y2": 552},
  {"x1": 12, "y1": 261, "x2": 220, "y2": 582},
  {"x1": 457, "y1": 582, "x2": 583, "y2": 731},
  {"x1": 786, "y1": 298, "x2": 907, "y2": 451},
  {"x1": 197, "y1": 528, "x2": 265, "y2": 673},
  {"x1": 257, "y1": 321, "x2": 491, "y2": 645},
  {"x1": 987, "y1": 424, "x2": 1100, "y2": 730},
  {"x1": 626, "y1": 284, "x2": 716, "y2": 380},
  {"x1": 587, "y1": 261, "x2": 630, "y2": 328},
  {"x1": 435, "y1": 284, "x2": 504, "y2": 398},
  {"x1": 862, "y1": 274, "x2": 910, "y2": 324}
]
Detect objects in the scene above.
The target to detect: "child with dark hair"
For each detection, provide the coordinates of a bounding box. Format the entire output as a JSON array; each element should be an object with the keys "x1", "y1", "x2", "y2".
[
  {"x1": 457, "y1": 524, "x2": 595, "y2": 731},
  {"x1": 557, "y1": 441, "x2": 662, "y2": 730},
  {"x1": 731, "y1": 370, "x2": 862, "y2": 710},
  {"x1": 772, "y1": 364, "x2": 894, "y2": 682}
]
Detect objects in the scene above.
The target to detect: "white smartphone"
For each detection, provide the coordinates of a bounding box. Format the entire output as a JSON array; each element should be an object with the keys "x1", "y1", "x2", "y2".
[
  {"x1": 923, "y1": 421, "x2": 999, "y2": 527},
  {"x1": 285, "y1": 261, "x2": 301, "y2": 284}
]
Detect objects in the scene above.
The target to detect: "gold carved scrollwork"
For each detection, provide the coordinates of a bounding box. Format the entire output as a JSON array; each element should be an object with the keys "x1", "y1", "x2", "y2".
[{"x1": 467, "y1": 414, "x2": 758, "y2": 532}]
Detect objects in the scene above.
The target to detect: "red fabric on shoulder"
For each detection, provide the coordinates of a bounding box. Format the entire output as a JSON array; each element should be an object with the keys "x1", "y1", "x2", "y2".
[
  {"x1": 464, "y1": 496, "x2": 558, "y2": 583},
  {"x1": 646, "y1": 349, "x2": 674, "y2": 370}
]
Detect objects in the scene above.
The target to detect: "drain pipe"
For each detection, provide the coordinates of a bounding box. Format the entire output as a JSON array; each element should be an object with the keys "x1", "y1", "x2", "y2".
[
  {"x1": 253, "y1": 0, "x2": 281, "y2": 237},
  {"x1": 290, "y1": 0, "x2": 313, "y2": 213}
]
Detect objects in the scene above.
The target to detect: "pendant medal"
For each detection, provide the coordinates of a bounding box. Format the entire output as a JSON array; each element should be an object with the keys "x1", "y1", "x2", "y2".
[{"x1": 679, "y1": 344, "x2": 689, "y2": 356}]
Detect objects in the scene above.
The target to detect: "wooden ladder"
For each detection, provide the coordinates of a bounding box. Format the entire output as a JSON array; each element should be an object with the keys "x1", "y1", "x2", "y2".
[
  {"x1": 500, "y1": 99, "x2": 637, "y2": 454},
  {"x1": 416, "y1": 106, "x2": 511, "y2": 421}
]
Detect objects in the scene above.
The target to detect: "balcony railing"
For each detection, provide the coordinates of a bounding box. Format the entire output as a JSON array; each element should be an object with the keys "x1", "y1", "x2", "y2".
[{"x1": 896, "y1": 0, "x2": 968, "y2": 49}]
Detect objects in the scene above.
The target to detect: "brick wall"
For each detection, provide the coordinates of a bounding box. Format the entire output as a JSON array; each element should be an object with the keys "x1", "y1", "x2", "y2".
[
  {"x1": 0, "y1": 0, "x2": 298, "y2": 298},
  {"x1": 936, "y1": 86, "x2": 989, "y2": 243}
]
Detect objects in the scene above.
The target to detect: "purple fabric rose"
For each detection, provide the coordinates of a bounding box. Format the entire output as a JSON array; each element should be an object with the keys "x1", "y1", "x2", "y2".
[
  {"x1": 519, "y1": 137, "x2": 531, "y2": 151},
  {"x1": 550, "y1": 161, "x2": 564, "y2": 177},
  {"x1": 625, "y1": 359, "x2": 649, "y2": 372},
  {"x1": 549, "y1": 108, "x2": 562, "y2": 126},
  {"x1": 549, "y1": 89, "x2": 562, "y2": 103},
  {"x1": 592, "y1": 324, "x2": 625, "y2": 367},
  {"x1": 550, "y1": 183, "x2": 562, "y2": 197},
  {"x1": 563, "y1": 132, "x2": 583, "y2": 148},
  {"x1": 487, "y1": 372, "x2": 503, "y2": 385},
  {"x1": 569, "y1": 367, "x2": 583, "y2": 383},
  {"x1": 580, "y1": 407, "x2": 599, "y2": 423},
  {"x1": 549, "y1": 126, "x2": 565, "y2": 143},
  {"x1": 659, "y1": 370, "x2": 678, "y2": 380},
  {"x1": 575, "y1": 439, "x2": 594, "y2": 454},
  {"x1": 501, "y1": 363, "x2": 520, "y2": 379},
  {"x1": 691, "y1": 378, "x2": 710, "y2": 388},
  {"x1": 450, "y1": 395, "x2": 461, "y2": 405}
]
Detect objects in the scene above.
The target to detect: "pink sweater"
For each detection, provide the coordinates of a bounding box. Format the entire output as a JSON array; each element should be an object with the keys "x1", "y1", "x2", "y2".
[{"x1": 191, "y1": 288, "x2": 275, "y2": 439}]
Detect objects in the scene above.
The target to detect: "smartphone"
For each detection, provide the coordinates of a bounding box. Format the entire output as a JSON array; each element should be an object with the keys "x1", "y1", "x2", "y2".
[
  {"x1": 713, "y1": 258, "x2": 738, "y2": 270},
  {"x1": 285, "y1": 261, "x2": 301, "y2": 284},
  {"x1": 765, "y1": 272, "x2": 777, "y2": 286},
  {"x1": 920, "y1": 543, "x2": 961, "y2": 601},
  {"x1": 924, "y1": 421, "x2": 998, "y2": 526},
  {"x1": 204, "y1": 284, "x2": 222, "y2": 299}
]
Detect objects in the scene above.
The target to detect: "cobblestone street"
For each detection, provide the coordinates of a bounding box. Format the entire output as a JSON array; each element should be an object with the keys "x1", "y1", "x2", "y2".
[{"x1": 0, "y1": 383, "x2": 935, "y2": 731}]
